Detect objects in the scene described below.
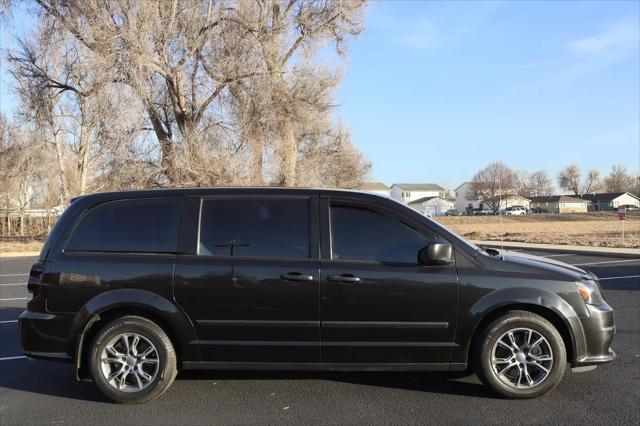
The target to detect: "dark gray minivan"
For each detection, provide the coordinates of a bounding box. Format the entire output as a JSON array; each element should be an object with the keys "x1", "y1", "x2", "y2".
[{"x1": 19, "y1": 188, "x2": 615, "y2": 403}]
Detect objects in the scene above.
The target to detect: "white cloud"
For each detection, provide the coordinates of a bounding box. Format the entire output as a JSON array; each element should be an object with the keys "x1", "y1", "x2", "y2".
[
  {"x1": 366, "y1": 1, "x2": 503, "y2": 50},
  {"x1": 556, "y1": 19, "x2": 639, "y2": 79},
  {"x1": 567, "y1": 20, "x2": 638, "y2": 56}
]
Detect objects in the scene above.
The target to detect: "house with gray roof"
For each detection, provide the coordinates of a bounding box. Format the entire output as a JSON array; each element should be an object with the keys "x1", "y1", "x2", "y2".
[
  {"x1": 390, "y1": 183, "x2": 447, "y2": 204},
  {"x1": 408, "y1": 196, "x2": 454, "y2": 216},
  {"x1": 578, "y1": 192, "x2": 640, "y2": 211},
  {"x1": 528, "y1": 195, "x2": 589, "y2": 213},
  {"x1": 359, "y1": 182, "x2": 390, "y2": 197}
]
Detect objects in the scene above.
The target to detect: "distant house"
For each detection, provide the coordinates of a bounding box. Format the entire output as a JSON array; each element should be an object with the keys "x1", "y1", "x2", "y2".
[
  {"x1": 390, "y1": 183, "x2": 447, "y2": 204},
  {"x1": 454, "y1": 181, "x2": 530, "y2": 213},
  {"x1": 408, "y1": 196, "x2": 454, "y2": 217},
  {"x1": 529, "y1": 195, "x2": 589, "y2": 214},
  {"x1": 360, "y1": 182, "x2": 390, "y2": 197},
  {"x1": 454, "y1": 182, "x2": 477, "y2": 212},
  {"x1": 579, "y1": 192, "x2": 640, "y2": 211}
]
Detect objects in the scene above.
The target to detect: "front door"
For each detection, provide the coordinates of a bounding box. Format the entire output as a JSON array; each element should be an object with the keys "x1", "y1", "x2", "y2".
[
  {"x1": 320, "y1": 198, "x2": 459, "y2": 365},
  {"x1": 174, "y1": 195, "x2": 320, "y2": 363}
]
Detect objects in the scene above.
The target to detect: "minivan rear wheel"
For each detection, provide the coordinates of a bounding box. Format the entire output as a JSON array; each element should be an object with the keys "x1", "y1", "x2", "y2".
[
  {"x1": 475, "y1": 310, "x2": 566, "y2": 399},
  {"x1": 89, "y1": 316, "x2": 177, "y2": 404}
]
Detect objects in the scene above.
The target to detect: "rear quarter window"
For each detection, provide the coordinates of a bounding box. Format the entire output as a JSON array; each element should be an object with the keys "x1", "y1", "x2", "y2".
[{"x1": 65, "y1": 197, "x2": 183, "y2": 253}]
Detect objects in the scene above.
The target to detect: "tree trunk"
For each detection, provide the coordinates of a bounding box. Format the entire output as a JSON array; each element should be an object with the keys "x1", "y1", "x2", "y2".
[
  {"x1": 160, "y1": 139, "x2": 173, "y2": 180},
  {"x1": 78, "y1": 125, "x2": 91, "y2": 195},
  {"x1": 251, "y1": 134, "x2": 264, "y2": 185},
  {"x1": 278, "y1": 117, "x2": 296, "y2": 187},
  {"x1": 147, "y1": 105, "x2": 174, "y2": 183},
  {"x1": 52, "y1": 130, "x2": 70, "y2": 206}
]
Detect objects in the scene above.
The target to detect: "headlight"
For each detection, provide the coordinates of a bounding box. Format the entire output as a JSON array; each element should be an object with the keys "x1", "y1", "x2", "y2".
[{"x1": 575, "y1": 280, "x2": 604, "y2": 305}]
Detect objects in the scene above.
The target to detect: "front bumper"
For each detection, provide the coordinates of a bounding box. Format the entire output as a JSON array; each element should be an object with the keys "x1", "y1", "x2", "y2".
[{"x1": 571, "y1": 302, "x2": 616, "y2": 367}]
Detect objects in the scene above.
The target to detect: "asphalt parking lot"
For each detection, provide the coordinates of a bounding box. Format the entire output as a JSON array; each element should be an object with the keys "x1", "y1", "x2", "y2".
[{"x1": 1, "y1": 251, "x2": 638, "y2": 425}]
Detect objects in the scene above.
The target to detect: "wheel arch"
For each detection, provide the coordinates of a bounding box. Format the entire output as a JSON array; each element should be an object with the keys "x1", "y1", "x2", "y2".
[
  {"x1": 70, "y1": 289, "x2": 199, "y2": 381},
  {"x1": 466, "y1": 303, "x2": 576, "y2": 369}
]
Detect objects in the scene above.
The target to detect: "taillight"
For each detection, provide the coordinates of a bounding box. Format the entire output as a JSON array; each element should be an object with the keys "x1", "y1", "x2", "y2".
[{"x1": 27, "y1": 262, "x2": 45, "y2": 301}]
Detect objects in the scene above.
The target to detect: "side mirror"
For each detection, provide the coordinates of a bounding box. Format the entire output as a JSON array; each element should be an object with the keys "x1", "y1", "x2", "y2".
[{"x1": 418, "y1": 242, "x2": 454, "y2": 266}]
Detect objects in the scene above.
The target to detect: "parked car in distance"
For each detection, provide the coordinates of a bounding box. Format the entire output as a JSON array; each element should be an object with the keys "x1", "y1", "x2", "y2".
[
  {"x1": 619, "y1": 204, "x2": 639, "y2": 211},
  {"x1": 504, "y1": 206, "x2": 527, "y2": 215},
  {"x1": 530, "y1": 207, "x2": 548, "y2": 214},
  {"x1": 20, "y1": 188, "x2": 615, "y2": 403},
  {"x1": 473, "y1": 208, "x2": 495, "y2": 215},
  {"x1": 445, "y1": 209, "x2": 462, "y2": 216}
]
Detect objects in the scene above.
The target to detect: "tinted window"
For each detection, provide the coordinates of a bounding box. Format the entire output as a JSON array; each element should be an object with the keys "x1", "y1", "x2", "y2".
[
  {"x1": 199, "y1": 198, "x2": 310, "y2": 258},
  {"x1": 331, "y1": 205, "x2": 432, "y2": 263},
  {"x1": 66, "y1": 198, "x2": 183, "y2": 253}
]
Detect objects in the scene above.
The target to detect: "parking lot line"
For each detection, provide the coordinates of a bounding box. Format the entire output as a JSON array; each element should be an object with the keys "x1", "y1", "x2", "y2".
[
  {"x1": 599, "y1": 275, "x2": 640, "y2": 281},
  {"x1": 0, "y1": 283, "x2": 26, "y2": 286},
  {"x1": 0, "y1": 320, "x2": 18, "y2": 324},
  {"x1": 0, "y1": 274, "x2": 28, "y2": 277},
  {"x1": 542, "y1": 253, "x2": 574, "y2": 258},
  {"x1": 0, "y1": 297, "x2": 28, "y2": 301},
  {"x1": 574, "y1": 259, "x2": 640, "y2": 266},
  {"x1": 0, "y1": 356, "x2": 27, "y2": 361}
]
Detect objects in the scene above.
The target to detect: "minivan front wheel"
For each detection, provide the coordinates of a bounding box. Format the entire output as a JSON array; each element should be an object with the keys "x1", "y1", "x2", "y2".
[
  {"x1": 475, "y1": 310, "x2": 566, "y2": 399},
  {"x1": 89, "y1": 316, "x2": 177, "y2": 403}
]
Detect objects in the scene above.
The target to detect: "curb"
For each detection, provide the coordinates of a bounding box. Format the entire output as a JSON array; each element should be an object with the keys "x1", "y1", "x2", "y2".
[{"x1": 472, "y1": 241, "x2": 639, "y2": 259}]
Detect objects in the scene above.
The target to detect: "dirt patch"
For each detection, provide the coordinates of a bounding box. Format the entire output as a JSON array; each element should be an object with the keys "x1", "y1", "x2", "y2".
[
  {"x1": 434, "y1": 212, "x2": 639, "y2": 248},
  {"x1": 0, "y1": 239, "x2": 44, "y2": 253}
]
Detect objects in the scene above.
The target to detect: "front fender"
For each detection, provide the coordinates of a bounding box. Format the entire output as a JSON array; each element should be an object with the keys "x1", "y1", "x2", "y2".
[
  {"x1": 454, "y1": 286, "x2": 584, "y2": 364},
  {"x1": 69, "y1": 289, "x2": 199, "y2": 375}
]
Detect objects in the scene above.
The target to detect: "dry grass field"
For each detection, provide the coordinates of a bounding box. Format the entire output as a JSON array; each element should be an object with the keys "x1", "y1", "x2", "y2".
[
  {"x1": 0, "y1": 239, "x2": 44, "y2": 255},
  {"x1": 435, "y1": 212, "x2": 639, "y2": 248}
]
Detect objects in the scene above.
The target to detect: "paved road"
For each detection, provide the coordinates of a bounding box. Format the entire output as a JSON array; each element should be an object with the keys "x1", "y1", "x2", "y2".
[{"x1": 1, "y1": 251, "x2": 638, "y2": 425}]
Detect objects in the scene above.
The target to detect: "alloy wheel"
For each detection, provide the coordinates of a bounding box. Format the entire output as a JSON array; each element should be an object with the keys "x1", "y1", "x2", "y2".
[
  {"x1": 491, "y1": 327, "x2": 553, "y2": 389},
  {"x1": 100, "y1": 333, "x2": 160, "y2": 393}
]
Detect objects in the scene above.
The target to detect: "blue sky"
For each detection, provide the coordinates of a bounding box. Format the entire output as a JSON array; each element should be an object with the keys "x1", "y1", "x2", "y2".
[
  {"x1": 337, "y1": 0, "x2": 639, "y2": 190},
  {"x1": 2, "y1": 1, "x2": 639, "y2": 191}
]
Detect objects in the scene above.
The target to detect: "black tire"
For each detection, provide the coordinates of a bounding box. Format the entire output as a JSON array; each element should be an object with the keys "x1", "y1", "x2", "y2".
[
  {"x1": 474, "y1": 310, "x2": 566, "y2": 399},
  {"x1": 89, "y1": 316, "x2": 177, "y2": 404}
]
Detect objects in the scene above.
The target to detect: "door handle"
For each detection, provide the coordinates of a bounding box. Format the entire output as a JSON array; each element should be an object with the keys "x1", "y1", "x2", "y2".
[
  {"x1": 281, "y1": 273, "x2": 315, "y2": 281},
  {"x1": 327, "y1": 275, "x2": 361, "y2": 283}
]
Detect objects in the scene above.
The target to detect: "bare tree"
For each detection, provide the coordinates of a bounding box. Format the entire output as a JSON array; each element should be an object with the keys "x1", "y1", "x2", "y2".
[
  {"x1": 0, "y1": 114, "x2": 54, "y2": 234},
  {"x1": 225, "y1": 0, "x2": 368, "y2": 186},
  {"x1": 296, "y1": 123, "x2": 371, "y2": 188},
  {"x1": 27, "y1": 0, "x2": 261, "y2": 181},
  {"x1": 582, "y1": 169, "x2": 602, "y2": 194},
  {"x1": 513, "y1": 170, "x2": 530, "y2": 197},
  {"x1": 527, "y1": 170, "x2": 554, "y2": 197},
  {"x1": 470, "y1": 162, "x2": 515, "y2": 213},
  {"x1": 557, "y1": 164, "x2": 580, "y2": 195},
  {"x1": 22, "y1": 0, "x2": 369, "y2": 187},
  {"x1": 557, "y1": 164, "x2": 601, "y2": 195},
  {"x1": 604, "y1": 165, "x2": 635, "y2": 193},
  {"x1": 632, "y1": 174, "x2": 640, "y2": 197}
]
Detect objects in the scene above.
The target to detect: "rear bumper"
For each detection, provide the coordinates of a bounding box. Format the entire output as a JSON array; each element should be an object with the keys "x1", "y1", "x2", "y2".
[
  {"x1": 571, "y1": 302, "x2": 616, "y2": 367},
  {"x1": 19, "y1": 309, "x2": 74, "y2": 362}
]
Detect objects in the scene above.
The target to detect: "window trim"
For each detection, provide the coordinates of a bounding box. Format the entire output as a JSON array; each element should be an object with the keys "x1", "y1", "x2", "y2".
[
  {"x1": 327, "y1": 198, "x2": 439, "y2": 265},
  {"x1": 195, "y1": 194, "x2": 318, "y2": 260},
  {"x1": 62, "y1": 196, "x2": 185, "y2": 255}
]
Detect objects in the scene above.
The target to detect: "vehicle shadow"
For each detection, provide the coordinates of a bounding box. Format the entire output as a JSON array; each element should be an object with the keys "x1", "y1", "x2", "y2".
[
  {"x1": 0, "y1": 307, "x2": 24, "y2": 321},
  {"x1": 0, "y1": 306, "x2": 108, "y2": 403},
  {"x1": 0, "y1": 359, "x2": 108, "y2": 402},
  {"x1": 177, "y1": 369, "x2": 494, "y2": 399}
]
